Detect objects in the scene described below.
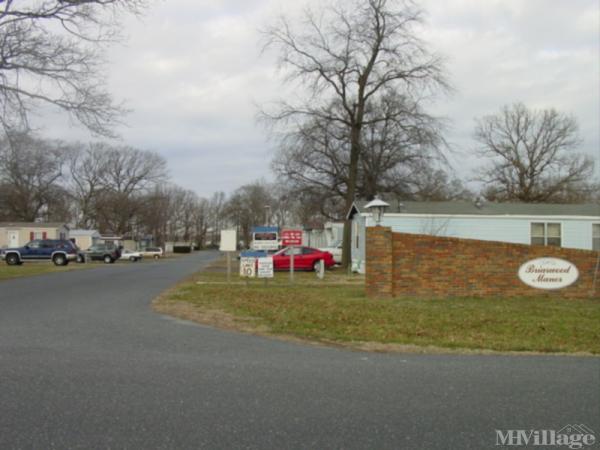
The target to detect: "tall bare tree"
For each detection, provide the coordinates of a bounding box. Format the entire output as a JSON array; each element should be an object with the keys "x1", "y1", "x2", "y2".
[
  {"x1": 273, "y1": 93, "x2": 451, "y2": 220},
  {"x1": 0, "y1": 131, "x2": 69, "y2": 221},
  {"x1": 263, "y1": 0, "x2": 449, "y2": 267},
  {"x1": 474, "y1": 103, "x2": 595, "y2": 203},
  {"x1": 65, "y1": 143, "x2": 167, "y2": 233},
  {"x1": 66, "y1": 142, "x2": 112, "y2": 228},
  {"x1": 93, "y1": 146, "x2": 167, "y2": 234},
  {"x1": 0, "y1": 0, "x2": 145, "y2": 136}
]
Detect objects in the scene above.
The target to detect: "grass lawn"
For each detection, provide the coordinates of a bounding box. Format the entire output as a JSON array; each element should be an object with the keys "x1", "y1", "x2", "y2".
[
  {"x1": 0, "y1": 261, "x2": 95, "y2": 281},
  {"x1": 154, "y1": 261, "x2": 600, "y2": 355}
]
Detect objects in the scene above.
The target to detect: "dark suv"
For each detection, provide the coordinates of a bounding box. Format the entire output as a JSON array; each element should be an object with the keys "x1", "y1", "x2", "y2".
[
  {"x1": 1, "y1": 239, "x2": 78, "y2": 266},
  {"x1": 81, "y1": 244, "x2": 121, "y2": 264}
]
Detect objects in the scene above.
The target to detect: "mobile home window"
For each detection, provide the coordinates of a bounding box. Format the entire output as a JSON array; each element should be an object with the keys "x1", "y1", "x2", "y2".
[
  {"x1": 593, "y1": 224, "x2": 600, "y2": 251},
  {"x1": 530, "y1": 222, "x2": 561, "y2": 247}
]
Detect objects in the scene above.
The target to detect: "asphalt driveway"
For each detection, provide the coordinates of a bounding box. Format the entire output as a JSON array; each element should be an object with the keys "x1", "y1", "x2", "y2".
[{"x1": 0, "y1": 251, "x2": 598, "y2": 449}]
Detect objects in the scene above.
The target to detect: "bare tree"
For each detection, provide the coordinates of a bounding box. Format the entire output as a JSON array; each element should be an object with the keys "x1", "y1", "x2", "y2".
[
  {"x1": 99, "y1": 146, "x2": 168, "y2": 196},
  {"x1": 262, "y1": 0, "x2": 449, "y2": 267},
  {"x1": 0, "y1": 131, "x2": 69, "y2": 221},
  {"x1": 165, "y1": 187, "x2": 200, "y2": 243},
  {"x1": 140, "y1": 187, "x2": 170, "y2": 245},
  {"x1": 66, "y1": 142, "x2": 112, "y2": 228},
  {"x1": 225, "y1": 182, "x2": 274, "y2": 247},
  {"x1": 407, "y1": 164, "x2": 473, "y2": 201},
  {"x1": 208, "y1": 191, "x2": 226, "y2": 247},
  {"x1": 474, "y1": 103, "x2": 595, "y2": 203},
  {"x1": 0, "y1": 0, "x2": 145, "y2": 136},
  {"x1": 192, "y1": 197, "x2": 211, "y2": 248},
  {"x1": 96, "y1": 146, "x2": 167, "y2": 234},
  {"x1": 65, "y1": 143, "x2": 167, "y2": 234},
  {"x1": 272, "y1": 94, "x2": 451, "y2": 220}
]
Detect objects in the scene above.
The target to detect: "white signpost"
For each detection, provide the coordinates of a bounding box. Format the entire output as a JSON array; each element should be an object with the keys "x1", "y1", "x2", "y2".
[
  {"x1": 518, "y1": 257, "x2": 579, "y2": 290},
  {"x1": 220, "y1": 229, "x2": 237, "y2": 283},
  {"x1": 239, "y1": 257, "x2": 256, "y2": 278}
]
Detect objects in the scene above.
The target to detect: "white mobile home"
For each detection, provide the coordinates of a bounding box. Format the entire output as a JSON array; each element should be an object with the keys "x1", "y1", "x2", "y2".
[
  {"x1": 0, "y1": 222, "x2": 70, "y2": 248},
  {"x1": 348, "y1": 200, "x2": 600, "y2": 273}
]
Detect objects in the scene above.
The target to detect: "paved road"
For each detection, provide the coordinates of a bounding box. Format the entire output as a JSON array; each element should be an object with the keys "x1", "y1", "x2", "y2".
[{"x1": 0, "y1": 252, "x2": 598, "y2": 449}]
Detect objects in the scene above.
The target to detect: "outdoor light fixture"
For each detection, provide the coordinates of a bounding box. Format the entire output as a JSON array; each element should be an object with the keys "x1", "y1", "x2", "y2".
[{"x1": 365, "y1": 197, "x2": 390, "y2": 225}]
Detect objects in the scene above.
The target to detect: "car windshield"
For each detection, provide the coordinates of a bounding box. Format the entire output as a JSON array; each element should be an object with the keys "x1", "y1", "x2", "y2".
[
  {"x1": 330, "y1": 240, "x2": 342, "y2": 248},
  {"x1": 276, "y1": 247, "x2": 303, "y2": 256}
]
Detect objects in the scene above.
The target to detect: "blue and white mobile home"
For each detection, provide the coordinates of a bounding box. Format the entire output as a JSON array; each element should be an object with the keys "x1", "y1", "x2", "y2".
[{"x1": 348, "y1": 200, "x2": 600, "y2": 273}]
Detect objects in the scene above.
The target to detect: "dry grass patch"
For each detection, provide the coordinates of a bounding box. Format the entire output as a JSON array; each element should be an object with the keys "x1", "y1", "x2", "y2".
[
  {"x1": 154, "y1": 259, "x2": 600, "y2": 355},
  {"x1": 0, "y1": 262, "x2": 95, "y2": 282}
]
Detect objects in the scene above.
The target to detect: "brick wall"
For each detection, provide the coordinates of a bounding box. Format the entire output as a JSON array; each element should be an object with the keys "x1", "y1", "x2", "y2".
[
  {"x1": 365, "y1": 226, "x2": 394, "y2": 297},
  {"x1": 366, "y1": 227, "x2": 600, "y2": 299}
]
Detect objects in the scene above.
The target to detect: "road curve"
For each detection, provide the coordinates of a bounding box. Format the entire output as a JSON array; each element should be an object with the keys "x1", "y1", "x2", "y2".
[{"x1": 0, "y1": 251, "x2": 598, "y2": 449}]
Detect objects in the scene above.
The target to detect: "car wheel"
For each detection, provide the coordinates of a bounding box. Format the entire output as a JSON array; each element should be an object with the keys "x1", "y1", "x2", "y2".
[
  {"x1": 130, "y1": 256, "x2": 136, "y2": 262},
  {"x1": 103, "y1": 255, "x2": 113, "y2": 264},
  {"x1": 53, "y1": 254, "x2": 66, "y2": 266},
  {"x1": 77, "y1": 254, "x2": 85, "y2": 263},
  {"x1": 153, "y1": 255, "x2": 160, "y2": 260},
  {"x1": 313, "y1": 260, "x2": 322, "y2": 272},
  {"x1": 6, "y1": 254, "x2": 19, "y2": 266}
]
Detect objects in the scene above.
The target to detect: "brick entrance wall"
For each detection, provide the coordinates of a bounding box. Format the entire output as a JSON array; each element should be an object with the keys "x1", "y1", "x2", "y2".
[{"x1": 366, "y1": 227, "x2": 600, "y2": 299}]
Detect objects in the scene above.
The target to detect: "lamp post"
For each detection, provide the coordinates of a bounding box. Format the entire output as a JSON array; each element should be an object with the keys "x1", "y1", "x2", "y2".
[{"x1": 365, "y1": 197, "x2": 390, "y2": 225}]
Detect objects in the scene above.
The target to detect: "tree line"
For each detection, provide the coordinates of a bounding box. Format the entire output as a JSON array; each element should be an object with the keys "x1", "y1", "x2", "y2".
[{"x1": 0, "y1": 130, "x2": 337, "y2": 249}]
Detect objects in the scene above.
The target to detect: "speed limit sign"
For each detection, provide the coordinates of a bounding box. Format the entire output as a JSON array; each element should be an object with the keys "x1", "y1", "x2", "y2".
[{"x1": 239, "y1": 257, "x2": 256, "y2": 278}]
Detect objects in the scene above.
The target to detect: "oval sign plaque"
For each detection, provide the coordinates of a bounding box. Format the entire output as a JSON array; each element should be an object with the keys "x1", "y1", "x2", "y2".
[{"x1": 518, "y1": 257, "x2": 579, "y2": 290}]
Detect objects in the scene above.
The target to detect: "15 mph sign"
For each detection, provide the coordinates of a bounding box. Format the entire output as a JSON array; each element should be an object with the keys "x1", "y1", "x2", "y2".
[{"x1": 281, "y1": 229, "x2": 302, "y2": 246}]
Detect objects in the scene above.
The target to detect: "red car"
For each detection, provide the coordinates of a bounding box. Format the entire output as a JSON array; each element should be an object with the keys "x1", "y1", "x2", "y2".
[{"x1": 272, "y1": 246, "x2": 335, "y2": 271}]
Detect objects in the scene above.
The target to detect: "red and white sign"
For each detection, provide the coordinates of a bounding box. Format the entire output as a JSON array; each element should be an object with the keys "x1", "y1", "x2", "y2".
[{"x1": 281, "y1": 229, "x2": 303, "y2": 246}]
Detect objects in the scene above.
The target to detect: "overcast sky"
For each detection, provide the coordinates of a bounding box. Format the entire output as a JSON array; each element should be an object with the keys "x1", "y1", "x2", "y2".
[{"x1": 40, "y1": 0, "x2": 600, "y2": 199}]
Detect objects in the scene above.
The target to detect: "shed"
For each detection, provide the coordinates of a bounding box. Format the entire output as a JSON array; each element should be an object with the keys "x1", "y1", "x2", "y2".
[
  {"x1": 69, "y1": 229, "x2": 101, "y2": 250},
  {"x1": 348, "y1": 200, "x2": 600, "y2": 273},
  {"x1": 0, "y1": 222, "x2": 70, "y2": 248}
]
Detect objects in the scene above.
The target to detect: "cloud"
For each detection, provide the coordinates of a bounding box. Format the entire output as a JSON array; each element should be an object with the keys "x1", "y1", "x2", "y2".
[
  {"x1": 33, "y1": 0, "x2": 600, "y2": 197},
  {"x1": 420, "y1": 0, "x2": 599, "y2": 176}
]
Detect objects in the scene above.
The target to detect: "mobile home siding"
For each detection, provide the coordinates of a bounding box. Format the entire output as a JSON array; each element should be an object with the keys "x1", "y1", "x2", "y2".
[
  {"x1": 0, "y1": 225, "x2": 68, "y2": 248},
  {"x1": 352, "y1": 214, "x2": 600, "y2": 273}
]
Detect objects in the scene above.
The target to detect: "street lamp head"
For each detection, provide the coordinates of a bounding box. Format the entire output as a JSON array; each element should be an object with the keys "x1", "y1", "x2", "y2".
[{"x1": 365, "y1": 197, "x2": 390, "y2": 225}]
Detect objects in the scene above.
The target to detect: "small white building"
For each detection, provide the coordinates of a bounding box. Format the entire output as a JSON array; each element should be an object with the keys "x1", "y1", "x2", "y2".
[
  {"x1": 348, "y1": 200, "x2": 600, "y2": 273},
  {"x1": 0, "y1": 222, "x2": 69, "y2": 248},
  {"x1": 69, "y1": 229, "x2": 101, "y2": 250}
]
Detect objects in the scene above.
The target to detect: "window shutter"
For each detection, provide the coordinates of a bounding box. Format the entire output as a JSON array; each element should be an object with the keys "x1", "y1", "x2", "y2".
[
  {"x1": 30, "y1": 231, "x2": 34, "y2": 241},
  {"x1": 42, "y1": 231, "x2": 47, "y2": 239}
]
